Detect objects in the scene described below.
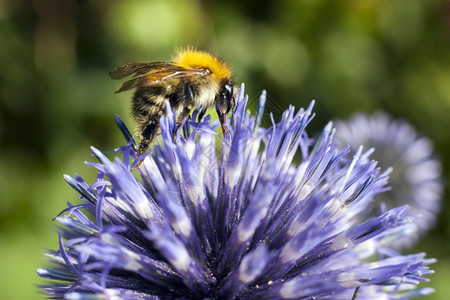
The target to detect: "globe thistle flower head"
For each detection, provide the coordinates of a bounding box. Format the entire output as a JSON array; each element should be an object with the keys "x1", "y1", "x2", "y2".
[
  {"x1": 37, "y1": 85, "x2": 435, "y2": 299},
  {"x1": 335, "y1": 113, "x2": 443, "y2": 246}
]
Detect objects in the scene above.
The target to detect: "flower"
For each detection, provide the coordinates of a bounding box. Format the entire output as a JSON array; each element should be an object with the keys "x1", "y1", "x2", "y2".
[
  {"x1": 335, "y1": 112, "x2": 443, "y2": 246},
  {"x1": 37, "y1": 85, "x2": 435, "y2": 299}
]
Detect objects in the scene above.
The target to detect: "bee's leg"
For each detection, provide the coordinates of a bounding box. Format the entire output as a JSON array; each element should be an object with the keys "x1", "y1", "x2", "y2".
[
  {"x1": 174, "y1": 105, "x2": 192, "y2": 143},
  {"x1": 216, "y1": 102, "x2": 229, "y2": 135},
  {"x1": 133, "y1": 119, "x2": 159, "y2": 170},
  {"x1": 172, "y1": 83, "x2": 196, "y2": 142},
  {"x1": 197, "y1": 107, "x2": 207, "y2": 123}
]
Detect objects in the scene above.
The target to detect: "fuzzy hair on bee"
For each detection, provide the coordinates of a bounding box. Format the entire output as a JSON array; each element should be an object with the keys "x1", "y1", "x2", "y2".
[{"x1": 110, "y1": 47, "x2": 235, "y2": 169}]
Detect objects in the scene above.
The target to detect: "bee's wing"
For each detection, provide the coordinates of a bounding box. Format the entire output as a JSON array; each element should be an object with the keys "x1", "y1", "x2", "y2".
[
  {"x1": 114, "y1": 76, "x2": 148, "y2": 93},
  {"x1": 141, "y1": 68, "x2": 210, "y2": 87},
  {"x1": 109, "y1": 62, "x2": 172, "y2": 80},
  {"x1": 114, "y1": 66, "x2": 210, "y2": 93}
]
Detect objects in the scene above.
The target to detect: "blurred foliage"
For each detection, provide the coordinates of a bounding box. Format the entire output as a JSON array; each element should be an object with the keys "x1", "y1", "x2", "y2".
[{"x1": 0, "y1": 0, "x2": 449, "y2": 298}]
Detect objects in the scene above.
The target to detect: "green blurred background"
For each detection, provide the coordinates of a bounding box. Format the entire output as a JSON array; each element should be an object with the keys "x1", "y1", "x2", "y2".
[{"x1": 1, "y1": 0, "x2": 449, "y2": 298}]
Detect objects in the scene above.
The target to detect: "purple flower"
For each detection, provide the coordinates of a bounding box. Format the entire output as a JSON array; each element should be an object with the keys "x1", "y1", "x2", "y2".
[
  {"x1": 335, "y1": 113, "x2": 443, "y2": 247},
  {"x1": 37, "y1": 85, "x2": 434, "y2": 299}
]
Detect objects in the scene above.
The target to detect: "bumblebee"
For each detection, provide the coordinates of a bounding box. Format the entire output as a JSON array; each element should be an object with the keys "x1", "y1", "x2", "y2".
[{"x1": 110, "y1": 47, "x2": 235, "y2": 164}]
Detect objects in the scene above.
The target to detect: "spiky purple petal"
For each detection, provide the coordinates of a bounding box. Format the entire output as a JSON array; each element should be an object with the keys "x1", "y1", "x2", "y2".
[{"x1": 38, "y1": 85, "x2": 434, "y2": 299}]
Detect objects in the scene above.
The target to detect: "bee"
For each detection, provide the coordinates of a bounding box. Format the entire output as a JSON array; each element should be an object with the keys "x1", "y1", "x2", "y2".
[{"x1": 110, "y1": 47, "x2": 235, "y2": 166}]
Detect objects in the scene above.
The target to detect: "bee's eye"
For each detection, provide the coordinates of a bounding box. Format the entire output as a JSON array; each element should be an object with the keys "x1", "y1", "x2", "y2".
[
  {"x1": 224, "y1": 83, "x2": 233, "y2": 101},
  {"x1": 216, "y1": 81, "x2": 234, "y2": 114}
]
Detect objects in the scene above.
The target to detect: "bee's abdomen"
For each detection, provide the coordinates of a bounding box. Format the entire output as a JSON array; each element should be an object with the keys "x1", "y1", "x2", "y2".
[
  {"x1": 132, "y1": 87, "x2": 166, "y2": 130},
  {"x1": 131, "y1": 78, "x2": 217, "y2": 131}
]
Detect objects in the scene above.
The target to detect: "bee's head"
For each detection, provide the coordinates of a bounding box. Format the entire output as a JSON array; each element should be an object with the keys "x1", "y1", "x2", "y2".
[{"x1": 216, "y1": 80, "x2": 234, "y2": 114}]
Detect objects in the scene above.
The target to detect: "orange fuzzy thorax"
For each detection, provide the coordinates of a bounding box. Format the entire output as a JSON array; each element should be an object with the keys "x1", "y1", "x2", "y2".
[{"x1": 172, "y1": 48, "x2": 232, "y2": 80}]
